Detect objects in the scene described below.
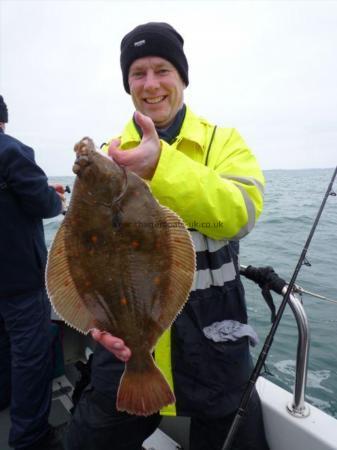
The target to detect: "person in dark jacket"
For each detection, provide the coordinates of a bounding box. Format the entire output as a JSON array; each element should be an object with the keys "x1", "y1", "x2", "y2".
[
  {"x1": 0, "y1": 95, "x2": 64, "y2": 450},
  {"x1": 66, "y1": 23, "x2": 269, "y2": 450}
]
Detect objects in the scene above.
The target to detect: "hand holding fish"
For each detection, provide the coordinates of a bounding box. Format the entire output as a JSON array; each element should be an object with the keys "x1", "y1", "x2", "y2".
[
  {"x1": 108, "y1": 111, "x2": 161, "y2": 180},
  {"x1": 91, "y1": 329, "x2": 131, "y2": 362}
]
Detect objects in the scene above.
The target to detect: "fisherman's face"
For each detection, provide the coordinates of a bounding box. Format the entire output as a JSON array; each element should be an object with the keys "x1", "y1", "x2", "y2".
[{"x1": 128, "y1": 56, "x2": 185, "y2": 129}]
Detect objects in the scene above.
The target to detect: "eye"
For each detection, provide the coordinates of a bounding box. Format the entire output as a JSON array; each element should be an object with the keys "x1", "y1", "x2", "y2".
[
  {"x1": 158, "y1": 69, "x2": 169, "y2": 75},
  {"x1": 130, "y1": 71, "x2": 145, "y2": 79}
]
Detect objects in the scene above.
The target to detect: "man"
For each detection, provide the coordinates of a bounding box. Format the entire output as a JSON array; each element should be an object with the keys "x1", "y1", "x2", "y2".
[
  {"x1": 0, "y1": 95, "x2": 65, "y2": 450},
  {"x1": 67, "y1": 23, "x2": 269, "y2": 450}
]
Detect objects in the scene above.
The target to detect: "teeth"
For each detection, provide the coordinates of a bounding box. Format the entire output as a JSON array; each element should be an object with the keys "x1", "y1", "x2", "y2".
[{"x1": 146, "y1": 96, "x2": 165, "y2": 104}]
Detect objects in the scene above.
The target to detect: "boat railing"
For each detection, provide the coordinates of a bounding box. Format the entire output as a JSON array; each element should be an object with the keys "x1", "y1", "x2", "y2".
[{"x1": 283, "y1": 286, "x2": 310, "y2": 418}]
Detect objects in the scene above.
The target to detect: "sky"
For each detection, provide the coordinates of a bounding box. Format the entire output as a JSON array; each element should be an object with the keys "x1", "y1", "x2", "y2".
[{"x1": 0, "y1": 0, "x2": 336, "y2": 175}]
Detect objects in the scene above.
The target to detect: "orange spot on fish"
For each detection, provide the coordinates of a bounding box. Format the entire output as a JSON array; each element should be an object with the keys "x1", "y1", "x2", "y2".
[
  {"x1": 120, "y1": 297, "x2": 128, "y2": 305},
  {"x1": 91, "y1": 235, "x2": 98, "y2": 244},
  {"x1": 153, "y1": 276, "x2": 161, "y2": 286},
  {"x1": 134, "y1": 191, "x2": 140, "y2": 196},
  {"x1": 131, "y1": 240, "x2": 140, "y2": 249},
  {"x1": 85, "y1": 281, "x2": 91, "y2": 287}
]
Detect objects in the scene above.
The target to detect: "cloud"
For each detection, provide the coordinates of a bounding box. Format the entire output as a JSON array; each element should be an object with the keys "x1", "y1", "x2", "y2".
[{"x1": 1, "y1": 0, "x2": 336, "y2": 174}]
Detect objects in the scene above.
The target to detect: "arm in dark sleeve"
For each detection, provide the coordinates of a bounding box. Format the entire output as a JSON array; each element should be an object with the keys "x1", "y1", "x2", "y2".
[{"x1": 1, "y1": 140, "x2": 63, "y2": 218}]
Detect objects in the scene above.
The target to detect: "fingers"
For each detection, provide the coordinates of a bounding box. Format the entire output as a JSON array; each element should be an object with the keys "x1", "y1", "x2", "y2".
[
  {"x1": 50, "y1": 184, "x2": 67, "y2": 213},
  {"x1": 108, "y1": 139, "x2": 130, "y2": 166},
  {"x1": 91, "y1": 329, "x2": 132, "y2": 362},
  {"x1": 108, "y1": 139, "x2": 121, "y2": 155},
  {"x1": 56, "y1": 192, "x2": 66, "y2": 202},
  {"x1": 50, "y1": 183, "x2": 65, "y2": 194}
]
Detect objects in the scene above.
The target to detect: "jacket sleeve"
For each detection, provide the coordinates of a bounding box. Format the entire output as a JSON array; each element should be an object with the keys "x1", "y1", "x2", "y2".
[
  {"x1": 150, "y1": 129, "x2": 264, "y2": 240},
  {"x1": 1, "y1": 141, "x2": 63, "y2": 218}
]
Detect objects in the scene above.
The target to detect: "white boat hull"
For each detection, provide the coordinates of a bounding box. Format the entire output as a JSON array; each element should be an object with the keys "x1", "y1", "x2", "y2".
[{"x1": 257, "y1": 377, "x2": 337, "y2": 450}]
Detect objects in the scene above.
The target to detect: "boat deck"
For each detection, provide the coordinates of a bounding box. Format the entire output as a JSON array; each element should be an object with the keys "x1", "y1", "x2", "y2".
[
  {"x1": 0, "y1": 322, "x2": 189, "y2": 450},
  {"x1": 1, "y1": 367, "x2": 191, "y2": 450},
  {"x1": 0, "y1": 375, "x2": 72, "y2": 450},
  {"x1": 2, "y1": 321, "x2": 337, "y2": 450}
]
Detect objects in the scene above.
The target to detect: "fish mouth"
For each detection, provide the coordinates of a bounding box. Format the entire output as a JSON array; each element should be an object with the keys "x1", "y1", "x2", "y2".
[
  {"x1": 73, "y1": 137, "x2": 95, "y2": 175},
  {"x1": 73, "y1": 155, "x2": 91, "y2": 175}
]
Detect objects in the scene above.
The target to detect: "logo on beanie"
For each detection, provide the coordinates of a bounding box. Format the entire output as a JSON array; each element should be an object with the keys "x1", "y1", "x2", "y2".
[{"x1": 134, "y1": 39, "x2": 146, "y2": 47}]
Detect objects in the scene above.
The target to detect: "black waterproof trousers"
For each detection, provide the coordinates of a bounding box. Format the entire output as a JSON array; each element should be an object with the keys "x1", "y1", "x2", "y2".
[
  {"x1": 189, "y1": 389, "x2": 269, "y2": 450},
  {"x1": 66, "y1": 385, "x2": 269, "y2": 450},
  {"x1": 66, "y1": 385, "x2": 161, "y2": 450},
  {"x1": 0, "y1": 289, "x2": 53, "y2": 449}
]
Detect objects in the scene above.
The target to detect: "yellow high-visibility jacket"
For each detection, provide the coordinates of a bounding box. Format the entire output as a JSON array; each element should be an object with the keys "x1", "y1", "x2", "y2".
[
  {"x1": 100, "y1": 106, "x2": 265, "y2": 417},
  {"x1": 102, "y1": 106, "x2": 264, "y2": 240}
]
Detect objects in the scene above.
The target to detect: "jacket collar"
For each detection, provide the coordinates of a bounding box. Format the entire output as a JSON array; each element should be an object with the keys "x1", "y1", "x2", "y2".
[{"x1": 120, "y1": 106, "x2": 206, "y2": 152}]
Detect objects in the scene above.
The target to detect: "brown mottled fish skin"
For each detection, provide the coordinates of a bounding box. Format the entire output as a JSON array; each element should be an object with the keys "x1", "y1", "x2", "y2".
[{"x1": 46, "y1": 137, "x2": 195, "y2": 416}]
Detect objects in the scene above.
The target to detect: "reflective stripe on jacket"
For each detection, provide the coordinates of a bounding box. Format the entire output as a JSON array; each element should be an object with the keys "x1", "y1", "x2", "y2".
[{"x1": 100, "y1": 106, "x2": 264, "y2": 417}]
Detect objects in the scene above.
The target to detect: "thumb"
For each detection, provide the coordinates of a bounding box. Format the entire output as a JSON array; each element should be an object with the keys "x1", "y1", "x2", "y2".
[{"x1": 134, "y1": 111, "x2": 157, "y2": 139}]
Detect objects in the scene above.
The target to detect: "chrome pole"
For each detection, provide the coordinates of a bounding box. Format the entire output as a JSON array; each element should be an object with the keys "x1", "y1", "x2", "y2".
[{"x1": 285, "y1": 288, "x2": 310, "y2": 417}]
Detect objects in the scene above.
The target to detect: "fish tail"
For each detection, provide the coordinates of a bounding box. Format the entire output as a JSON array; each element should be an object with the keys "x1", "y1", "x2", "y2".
[{"x1": 117, "y1": 352, "x2": 175, "y2": 416}]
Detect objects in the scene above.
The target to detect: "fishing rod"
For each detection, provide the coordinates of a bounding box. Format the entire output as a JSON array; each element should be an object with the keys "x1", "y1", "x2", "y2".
[
  {"x1": 222, "y1": 166, "x2": 337, "y2": 450},
  {"x1": 240, "y1": 263, "x2": 337, "y2": 306}
]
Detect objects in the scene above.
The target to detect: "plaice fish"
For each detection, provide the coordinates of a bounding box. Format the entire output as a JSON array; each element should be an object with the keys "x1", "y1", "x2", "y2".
[{"x1": 46, "y1": 137, "x2": 195, "y2": 416}]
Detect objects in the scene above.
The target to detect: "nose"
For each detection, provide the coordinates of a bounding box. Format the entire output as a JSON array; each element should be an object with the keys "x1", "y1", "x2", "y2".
[{"x1": 143, "y1": 71, "x2": 160, "y2": 91}]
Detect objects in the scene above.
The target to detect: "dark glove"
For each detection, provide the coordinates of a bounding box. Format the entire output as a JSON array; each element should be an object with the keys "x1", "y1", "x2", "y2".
[{"x1": 241, "y1": 265, "x2": 287, "y2": 322}]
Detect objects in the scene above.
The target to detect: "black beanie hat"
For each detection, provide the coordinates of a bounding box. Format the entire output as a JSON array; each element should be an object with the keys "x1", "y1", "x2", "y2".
[
  {"x1": 120, "y1": 22, "x2": 189, "y2": 94},
  {"x1": 0, "y1": 95, "x2": 8, "y2": 123}
]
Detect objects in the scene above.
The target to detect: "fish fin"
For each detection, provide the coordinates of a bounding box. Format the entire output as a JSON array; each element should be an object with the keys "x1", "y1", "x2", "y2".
[
  {"x1": 157, "y1": 206, "x2": 196, "y2": 328},
  {"x1": 46, "y1": 223, "x2": 95, "y2": 334},
  {"x1": 117, "y1": 352, "x2": 175, "y2": 416}
]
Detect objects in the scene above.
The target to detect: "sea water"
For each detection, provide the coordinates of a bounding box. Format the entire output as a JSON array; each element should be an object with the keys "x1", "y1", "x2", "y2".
[{"x1": 46, "y1": 168, "x2": 337, "y2": 418}]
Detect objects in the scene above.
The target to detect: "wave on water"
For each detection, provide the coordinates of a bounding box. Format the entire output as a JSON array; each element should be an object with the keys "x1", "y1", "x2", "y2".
[
  {"x1": 306, "y1": 395, "x2": 333, "y2": 413},
  {"x1": 273, "y1": 360, "x2": 333, "y2": 394},
  {"x1": 267, "y1": 359, "x2": 336, "y2": 417}
]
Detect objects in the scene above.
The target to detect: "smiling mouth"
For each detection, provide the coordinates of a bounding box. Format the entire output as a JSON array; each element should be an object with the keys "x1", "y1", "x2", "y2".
[{"x1": 144, "y1": 96, "x2": 166, "y2": 104}]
